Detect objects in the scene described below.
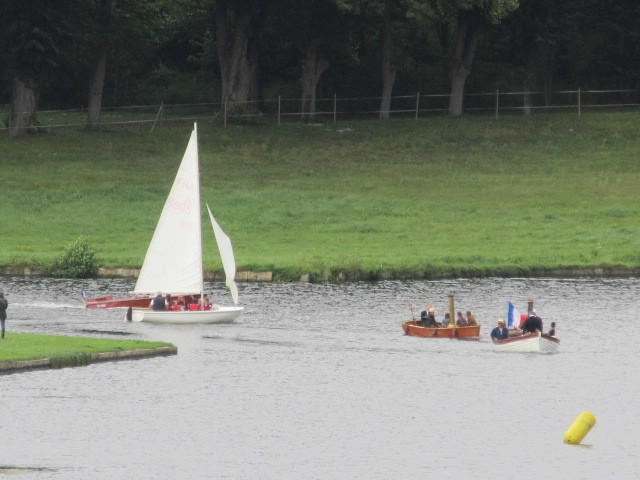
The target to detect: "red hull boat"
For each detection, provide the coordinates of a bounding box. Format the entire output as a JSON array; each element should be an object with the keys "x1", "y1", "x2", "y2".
[
  {"x1": 84, "y1": 295, "x2": 153, "y2": 309},
  {"x1": 83, "y1": 294, "x2": 200, "y2": 309}
]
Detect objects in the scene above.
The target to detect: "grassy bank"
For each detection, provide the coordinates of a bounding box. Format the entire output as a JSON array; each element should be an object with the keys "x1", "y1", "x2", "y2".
[
  {"x1": 1, "y1": 112, "x2": 639, "y2": 280},
  {"x1": 0, "y1": 332, "x2": 175, "y2": 369}
]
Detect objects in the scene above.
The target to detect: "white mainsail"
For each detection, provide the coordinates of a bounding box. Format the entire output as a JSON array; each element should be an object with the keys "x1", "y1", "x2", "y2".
[
  {"x1": 134, "y1": 125, "x2": 203, "y2": 295},
  {"x1": 207, "y1": 204, "x2": 239, "y2": 305}
]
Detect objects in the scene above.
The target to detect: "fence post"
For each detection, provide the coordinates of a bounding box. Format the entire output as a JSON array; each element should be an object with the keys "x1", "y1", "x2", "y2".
[
  {"x1": 151, "y1": 101, "x2": 164, "y2": 131},
  {"x1": 415, "y1": 92, "x2": 420, "y2": 121},
  {"x1": 578, "y1": 88, "x2": 581, "y2": 117},
  {"x1": 278, "y1": 96, "x2": 281, "y2": 126},
  {"x1": 333, "y1": 94, "x2": 337, "y2": 124},
  {"x1": 495, "y1": 90, "x2": 499, "y2": 119},
  {"x1": 224, "y1": 101, "x2": 227, "y2": 128}
]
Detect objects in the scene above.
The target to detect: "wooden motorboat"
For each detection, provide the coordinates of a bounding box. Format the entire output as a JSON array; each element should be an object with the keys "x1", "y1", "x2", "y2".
[
  {"x1": 492, "y1": 331, "x2": 559, "y2": 353},
  {"x1": 402, "y1": 321, "x2": 456, "y2": 338},
  {"x1": 402, "y1": 321, "x2": 481, "y2": 339},
  {"x1": 456, "y1": 324, "x2": 482, "y2": 338},
  {"x1": 403, "y1": 295, "x2": 481, "y2": 339}
]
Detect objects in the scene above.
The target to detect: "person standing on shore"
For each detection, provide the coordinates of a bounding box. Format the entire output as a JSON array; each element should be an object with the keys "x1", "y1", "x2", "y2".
[{"x1": 0, "y1": 291, "x2": 8, "y2": 339}]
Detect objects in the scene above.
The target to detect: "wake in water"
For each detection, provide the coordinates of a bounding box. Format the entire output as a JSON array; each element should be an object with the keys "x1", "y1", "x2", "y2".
[{"x1": 13, "y1": 301, "x2": 85, "y2": 309}]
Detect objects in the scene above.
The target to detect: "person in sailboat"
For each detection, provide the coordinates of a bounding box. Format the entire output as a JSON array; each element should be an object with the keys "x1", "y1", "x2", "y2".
[
  {"x1": 150, "y1": 292, "x2": 166, "y2": 311},
  {"x1": 548, "y1": 322, "x2": 556, "y2": 336},
  {"x1": 200, "y1": 295, "x2": 213, "y2": 310},
  {"x1": 491, "y1": 319, "x2": 509, "y2": 340},
  {"x1": 456, "y1": 311, "x2": 468, "y2": 326},
  {"x1": 173, "y1": 295, "x2": 187, "y2": 311}
]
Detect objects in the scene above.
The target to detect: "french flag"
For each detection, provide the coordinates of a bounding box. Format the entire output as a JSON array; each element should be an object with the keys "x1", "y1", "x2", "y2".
[{"x1": 507, "y1": 302, "x2": 521, "y2": 329}]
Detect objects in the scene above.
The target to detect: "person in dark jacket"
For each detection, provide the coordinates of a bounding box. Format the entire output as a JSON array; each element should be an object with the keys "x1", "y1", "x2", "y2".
[
  {"x1": 0, "y1": 291, "x2": 7, "y2": 339},
  {"x1": 420, "y1": 306, "x2": 438, "y2": 327},
  {"x1": 521, "y1": 313, "x2": 543, "y2": 334},
  {"x1": 150, "y1": 292, "x2": 166, "y2": 311},
  {"x1": 490, "y1": 319, "x2": 509, "y2": 341}
]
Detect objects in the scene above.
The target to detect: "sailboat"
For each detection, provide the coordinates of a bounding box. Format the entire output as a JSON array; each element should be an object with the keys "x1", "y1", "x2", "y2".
[{"x1": 129, "y1": 123, "x2": 243, "y2": 324}]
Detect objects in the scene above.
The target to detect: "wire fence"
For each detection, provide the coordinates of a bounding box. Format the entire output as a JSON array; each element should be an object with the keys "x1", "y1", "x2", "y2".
[{"x1": 2, "y1": 88, "x2": 640, "y2": 131}]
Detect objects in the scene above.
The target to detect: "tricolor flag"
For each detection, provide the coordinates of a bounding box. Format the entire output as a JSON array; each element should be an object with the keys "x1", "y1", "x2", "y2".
[{"x1": 507, "y1": 302, "x2": 521, "y2": 329}]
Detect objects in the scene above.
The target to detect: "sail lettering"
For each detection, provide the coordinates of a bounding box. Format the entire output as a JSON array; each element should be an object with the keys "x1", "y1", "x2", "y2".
[
  {"x1": 181, "y1": 220, "x2": 197, "y2": 232},
  {"x1": 176, "y1": 177, "x2": 195, "y2": 190},
  {"x1": 167, "y1": 196, "x2": 194, "y2": 214}
]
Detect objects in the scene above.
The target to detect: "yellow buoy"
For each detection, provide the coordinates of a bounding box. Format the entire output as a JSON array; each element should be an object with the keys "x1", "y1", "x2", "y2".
[{"x1": 564, "y1": 411, "x2": 596, "y2": 444}]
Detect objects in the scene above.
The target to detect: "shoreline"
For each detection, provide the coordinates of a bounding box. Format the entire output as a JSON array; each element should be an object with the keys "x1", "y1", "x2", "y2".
[
  {"x1": 1, "y1": 265, "x2": 638, "y2": 282},
  {"x1": 0, "y1": 345, "x2": 177, "y2": 375}
]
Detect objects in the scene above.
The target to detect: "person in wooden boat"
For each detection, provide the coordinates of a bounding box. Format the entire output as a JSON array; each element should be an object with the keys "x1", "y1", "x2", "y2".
[
  {"x1": 150, "y1": 292, "x2": 166, "y2": 311},
  {"x1": 420, "y1": 306, "x2": 439, "y2": 327},
  {"x1": 466, "y1": 311, "x2": 477, "y2": 326},
  {"x1": 442, "y1": 312, "x2": 451, "y2": 327},
  {"x1": 548, "y1": 322, "x2": 556, "y2": 336},
  {"x1": 521, "y1": 312, "x2": 543, "y2": 334},
  {"x1": 456, "y1": 311, "x2": 468, "y2": 326},
  {"x1": 490, "y1": 319, "x2": 509, "y2": 340}
]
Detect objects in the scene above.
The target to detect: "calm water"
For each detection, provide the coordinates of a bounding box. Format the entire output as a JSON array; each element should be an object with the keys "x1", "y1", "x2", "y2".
[{"x1": 1, "y1": 276, "x2": 639, "y2": 479}]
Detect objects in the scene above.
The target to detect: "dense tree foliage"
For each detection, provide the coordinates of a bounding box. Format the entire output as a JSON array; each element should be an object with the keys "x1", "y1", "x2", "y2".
[{"x1": 1, "y1": 0, "x2": 638, "y2": 131}]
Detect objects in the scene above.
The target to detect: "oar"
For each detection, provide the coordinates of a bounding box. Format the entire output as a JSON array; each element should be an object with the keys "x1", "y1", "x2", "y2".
[{"x1": 406, "y1": 299, "x2": 415, "y2": 320}]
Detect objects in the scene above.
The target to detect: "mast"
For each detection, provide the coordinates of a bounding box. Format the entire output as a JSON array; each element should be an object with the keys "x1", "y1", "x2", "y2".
[
  {"x1": 194, "y1": 122, "x2": 205, "y2": 311},
  {"x1": 448, "y1": 295, "x2": 456, "y2": 330}
]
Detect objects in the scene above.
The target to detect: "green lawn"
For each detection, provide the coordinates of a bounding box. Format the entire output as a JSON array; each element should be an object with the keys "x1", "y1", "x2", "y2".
[
  {"x1": 1, "y1": 111, "x2": 639, "y2": 280},
  {"x1": 0, "y1": 332, "x2": 174, "y2": 367}
]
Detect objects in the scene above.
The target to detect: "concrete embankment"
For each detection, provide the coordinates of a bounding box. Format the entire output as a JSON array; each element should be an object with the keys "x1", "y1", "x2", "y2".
[
  {"x1": 1, "y1": 265, "x2": 638, "y2": 282},
  {"x1": 0, "y1": 345, "x2": 177, "y2": 375}
]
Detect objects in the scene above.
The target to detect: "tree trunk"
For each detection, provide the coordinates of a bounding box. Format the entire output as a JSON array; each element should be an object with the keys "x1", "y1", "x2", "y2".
[
  {"x1": 448, "y1": 14, "x2": 482, "y2": 117},
  {"x1": 87, "y1": 48, "x2": 108, "y2": 128},
  {"x1": 538, "y1": 41, "x2": 554, "y2": 106},
  {"x1": 8, "y1": 75, "x2": 38, "y2": 138},
  {"x1": 379, "y1": 6, "x2": 396, "y2": 120},
  {"x1": 215, "y1": 1, "x2": 262, "y2": 109},
  {"x1": 87, "y1": 0, "x2": 112, "y2": 129},
  {"x1": 300, "y1": 43, "x2": 329, "y2": 121}
]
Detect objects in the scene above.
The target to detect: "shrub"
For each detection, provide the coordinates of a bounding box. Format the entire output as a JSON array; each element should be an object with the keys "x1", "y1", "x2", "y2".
[{"x1": 48, "y1": 236, "x2": 98, "y2": 278}]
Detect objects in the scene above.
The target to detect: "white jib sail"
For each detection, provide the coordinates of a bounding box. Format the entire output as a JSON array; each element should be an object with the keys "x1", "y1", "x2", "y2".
[
  {"x1": 134, "y1": 125, "x2": 203, "y2": 295},
  {"x1": 207, "y1": 203, "x2": 239, "y2": 305}
]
